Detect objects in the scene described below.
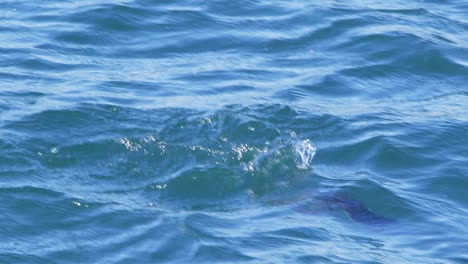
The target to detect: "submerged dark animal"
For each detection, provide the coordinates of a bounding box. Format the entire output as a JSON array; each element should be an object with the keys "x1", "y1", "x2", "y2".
[
  {"x1": 317, "y1": 193, "x2": 393, "y2": 225},
  {"x1": 273, "y1": 192, "x2": 394, "y2": 225}
]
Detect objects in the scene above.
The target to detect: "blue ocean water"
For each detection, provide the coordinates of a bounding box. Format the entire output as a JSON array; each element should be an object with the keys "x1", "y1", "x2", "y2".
[{"x1": 1, "y1": 0, "x2": 467, "y2": 263}]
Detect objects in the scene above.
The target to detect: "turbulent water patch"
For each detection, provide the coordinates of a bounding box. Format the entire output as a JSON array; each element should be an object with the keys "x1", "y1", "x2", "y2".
[{"x1": 1, "y1": 0, "x2": 467, "y2": 263}]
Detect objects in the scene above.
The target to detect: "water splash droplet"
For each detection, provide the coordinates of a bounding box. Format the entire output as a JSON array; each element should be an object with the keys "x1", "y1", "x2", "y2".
[{"x1": 294, "y1": 139, "x2": 317, "y2": 169}]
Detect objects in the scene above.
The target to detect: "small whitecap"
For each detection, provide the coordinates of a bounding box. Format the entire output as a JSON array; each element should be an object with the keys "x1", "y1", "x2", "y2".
[
  {"x1": 243, "y1": 161, "x2": 255, "y2": 172},
  {"x1": 145, "y1": 135, "x2": 156, "y2": 143},
  {"x1": 294, "y1": 139, "x2": 317, "y2": 170},
  {"x1": 117, "y1": 138, "x2": 141, "y2": 152},
  {"x1": 154, "y1": 184, "x2": 167, "y2": 190},
  {"x1": 232, "y1": 144, "x2": 253, "y2": 160}
]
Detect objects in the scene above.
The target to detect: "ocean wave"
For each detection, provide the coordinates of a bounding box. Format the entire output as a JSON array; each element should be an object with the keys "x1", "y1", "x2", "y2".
[{"x1": 1, "y1": 0, "x2": 467, "y2": 262}]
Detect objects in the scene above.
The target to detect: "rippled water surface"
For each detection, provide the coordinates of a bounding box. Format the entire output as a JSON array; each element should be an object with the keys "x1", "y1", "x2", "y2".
[{"x1": 1, "y1": 0, "x2": 468, "y2": 263}]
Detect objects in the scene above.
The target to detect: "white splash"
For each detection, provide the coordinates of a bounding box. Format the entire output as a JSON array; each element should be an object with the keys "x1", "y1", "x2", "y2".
[{"x1": 294, "y1": 139, "x2": 317, "y2": 169}]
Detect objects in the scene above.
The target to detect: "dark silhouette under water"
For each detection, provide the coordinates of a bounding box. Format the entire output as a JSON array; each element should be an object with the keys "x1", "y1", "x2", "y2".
[
  {"x1": 318, "y1": 193, "x2": 393, "y2": 225},
  {"x1": 273, "y1": 192, "x2": 394, "y2": 225}
]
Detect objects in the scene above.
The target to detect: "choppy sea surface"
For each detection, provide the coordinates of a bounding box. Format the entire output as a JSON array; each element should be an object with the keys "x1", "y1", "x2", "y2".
[{"x1": 1, "y1": 0, "x2": 467, "y2": 263}]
